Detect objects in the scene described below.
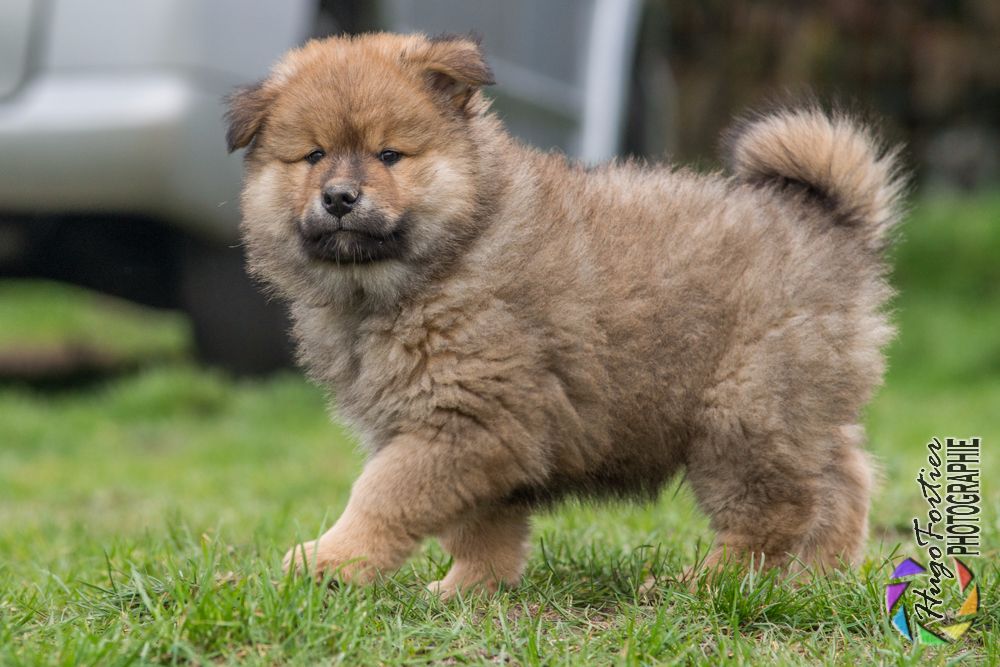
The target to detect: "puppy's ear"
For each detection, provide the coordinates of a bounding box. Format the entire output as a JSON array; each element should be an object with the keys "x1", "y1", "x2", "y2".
[
  {"x1": 224, "y1": 81, "x2": 275, "y2": 152},
  {"x1": 419, "y1": 35, "x2": 495, "y2": 111}
]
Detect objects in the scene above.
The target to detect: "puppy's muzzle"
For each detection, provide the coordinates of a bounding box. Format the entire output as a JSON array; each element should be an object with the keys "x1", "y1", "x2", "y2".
[{"x1": 298, "y1": 208, "x2": 407, "y2": 265}]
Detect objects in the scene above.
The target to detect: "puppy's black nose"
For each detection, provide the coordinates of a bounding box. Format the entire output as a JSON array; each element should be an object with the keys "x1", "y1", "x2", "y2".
[{"x1": 322, "y1": 185, "x2": 359, "y2": 217}]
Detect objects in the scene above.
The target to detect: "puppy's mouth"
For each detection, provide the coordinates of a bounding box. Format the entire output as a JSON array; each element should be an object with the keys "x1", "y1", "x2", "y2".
[{"x1": 299, "y1": 219, "x2": 407, "y2": 265}]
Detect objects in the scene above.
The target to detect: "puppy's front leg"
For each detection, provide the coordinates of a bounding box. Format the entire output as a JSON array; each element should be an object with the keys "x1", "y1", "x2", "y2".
[
  {"x1": 283, "y1": 430, "x2": 535, "y2": 584},
  {"x1": 428, "y1": 506, "x2": 531, "y2": 598}
]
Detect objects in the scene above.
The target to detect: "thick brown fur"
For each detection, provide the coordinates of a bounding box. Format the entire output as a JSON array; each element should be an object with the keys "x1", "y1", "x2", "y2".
[{"x1": 228, "y1": 33, "x2": 905, "y2": 596}]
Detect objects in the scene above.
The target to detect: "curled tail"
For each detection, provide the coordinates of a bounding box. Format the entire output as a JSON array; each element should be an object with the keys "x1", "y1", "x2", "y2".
[{"x1": 725, "y1": 108, "x2": 907, "y2": 253}]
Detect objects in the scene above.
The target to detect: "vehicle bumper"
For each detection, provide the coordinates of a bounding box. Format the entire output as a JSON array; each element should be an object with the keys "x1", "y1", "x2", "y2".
[{"x1": 0, "y1": 73, "x2": 243, "y2": 241}]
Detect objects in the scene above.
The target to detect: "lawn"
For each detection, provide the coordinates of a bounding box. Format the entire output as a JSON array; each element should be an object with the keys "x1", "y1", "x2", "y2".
[{"x1": 1, "y1": 193, "x2": 998, "y2": 665}]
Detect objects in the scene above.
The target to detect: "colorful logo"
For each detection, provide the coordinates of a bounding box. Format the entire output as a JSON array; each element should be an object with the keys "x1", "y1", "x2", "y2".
[{"x1": 886, "y1": 557, "x2": 980, "y2": 644}]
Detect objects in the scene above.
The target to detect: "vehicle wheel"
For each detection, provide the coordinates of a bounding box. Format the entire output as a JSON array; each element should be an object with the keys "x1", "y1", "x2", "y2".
[{"x1": 179, "y1": 240, "x2": 294, "y2": 374}]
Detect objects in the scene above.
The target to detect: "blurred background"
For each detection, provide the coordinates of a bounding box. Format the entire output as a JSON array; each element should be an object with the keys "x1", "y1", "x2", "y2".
[{"x1": 2, "y1": 0, "x2": 998, "y2": 564}]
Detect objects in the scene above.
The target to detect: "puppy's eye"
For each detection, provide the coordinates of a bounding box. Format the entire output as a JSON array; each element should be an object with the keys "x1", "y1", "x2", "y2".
[
  {"x1": 378, "y1": 149, "x2": 402, "y2": 166},
  {"x1": 304, "y1": 149, "x2": 325, "y2": 165}
]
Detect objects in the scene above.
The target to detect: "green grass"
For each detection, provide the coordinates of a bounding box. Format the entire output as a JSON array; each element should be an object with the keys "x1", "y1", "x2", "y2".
[
  {"x1": 1, "y1": 193, "x2": 998, "y2": 665},
  {"x1": 0, "y1": 281, "x2": 188, "y2": 359}
]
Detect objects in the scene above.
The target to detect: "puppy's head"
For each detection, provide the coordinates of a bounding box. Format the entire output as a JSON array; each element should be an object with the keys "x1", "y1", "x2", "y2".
[{"x1": 226, "y1": 33, "x2": 496, "y2": 308}]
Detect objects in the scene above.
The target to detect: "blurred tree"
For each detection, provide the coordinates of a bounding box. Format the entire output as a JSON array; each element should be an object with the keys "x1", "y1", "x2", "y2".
[{"x1": 626, "y1": 0, "x2": 1000, "y2": 188}]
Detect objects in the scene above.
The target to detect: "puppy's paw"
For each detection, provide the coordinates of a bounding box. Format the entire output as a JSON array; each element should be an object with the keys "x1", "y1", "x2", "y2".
[
  {"x1": 426, "y1": 577, "x2": 504, "y2": 600},
  {"x1": 639, "y1": 569, "x2": 699, "y2": 597},
  {"x1": 282, "y1": 539, "x2": 318, "y2": 573},
  {"x1": 426, "y1": 578, "x2": 463, "y2": 600},
  {"x1": 281, "y1": 538, "x2": 373, "y2": 584},
  {"x1": 679, "y1": 563, "x2": 706, "y2": 593},
  {"x1": 426, "y1": 563, "x2": 519, "y2": 600}
]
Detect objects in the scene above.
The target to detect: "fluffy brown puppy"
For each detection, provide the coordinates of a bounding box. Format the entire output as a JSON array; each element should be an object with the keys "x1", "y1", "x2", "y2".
[{"x1": 226, "y1": 33, "x2": 905, "y2": 596}]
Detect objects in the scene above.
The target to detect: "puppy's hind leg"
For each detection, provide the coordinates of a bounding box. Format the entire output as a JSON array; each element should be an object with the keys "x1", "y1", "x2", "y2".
[
  {"x1": 428, "y1": 505, "x2": 532, "y2": 599},
  {"x1": 799, "y1": 425, "x2": 874, "y2": 571},
  {"x1": 686, "y1": 419, "x2": 822, "y2": 578}
]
